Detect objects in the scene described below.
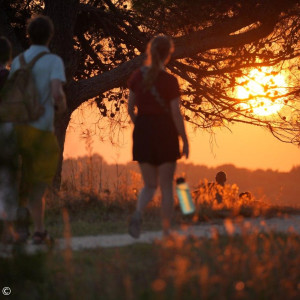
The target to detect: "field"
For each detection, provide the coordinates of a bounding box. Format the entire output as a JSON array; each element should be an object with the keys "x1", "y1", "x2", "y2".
[{"x1": 1, "y1": 157, "x2": 300, "y2": 300}]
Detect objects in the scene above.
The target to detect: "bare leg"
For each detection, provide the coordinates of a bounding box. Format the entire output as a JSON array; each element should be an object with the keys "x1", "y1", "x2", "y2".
[
  {"x1": 136, "y1": 163, "x2": 158, "y2": 213},
  {"x1": 129, "y1": 163, "x2": 158, "y2": 238},
  {"x1": 27, "y1": 182, "x2": 47, "y2": 233},
  {"x1": 158, "y1": 162, "x2": 176, "y2": 236}
]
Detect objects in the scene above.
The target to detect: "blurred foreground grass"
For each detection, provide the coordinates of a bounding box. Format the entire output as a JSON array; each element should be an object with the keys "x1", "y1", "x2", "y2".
[{"x1": 1, "y1": 233, "x2": 299, "y2": 300}]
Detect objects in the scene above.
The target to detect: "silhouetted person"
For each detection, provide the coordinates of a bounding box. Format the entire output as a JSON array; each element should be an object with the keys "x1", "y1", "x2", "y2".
[
  {"x1": 10, "y1": 16, "x2": 66, "y2": 244},
  {"x1": 127, "y1": 35, "x2": 189, "y2": 238},
  {"x1": 0, "y1": 36, "x2": 19, "y2": 243},
  {"x1": 239, "y1": 191, "x2": 253, "y2": 201},
  {"x1": 215, "y1": 171, "x2": 226, "y2": 186},
  {"x1": 215, "y1": 171, "x2": 227, "y2": 203}
]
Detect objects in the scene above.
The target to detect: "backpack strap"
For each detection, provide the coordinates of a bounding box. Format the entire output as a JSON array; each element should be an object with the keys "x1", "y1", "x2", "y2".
[
  {"x1": 19, "y1": 52, "x2": 49, "y2": 69},
  {"x1": 19, "y1": 53, "x2": 26, "y2": 67},
  {"x1": 140, "y1": 66, "x2": 169, "y2": 113}
]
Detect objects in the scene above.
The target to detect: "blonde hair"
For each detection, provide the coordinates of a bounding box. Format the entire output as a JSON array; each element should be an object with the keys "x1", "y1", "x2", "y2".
[{"x1": 143, "y1": 35, "x2": 174, "y2": 90}]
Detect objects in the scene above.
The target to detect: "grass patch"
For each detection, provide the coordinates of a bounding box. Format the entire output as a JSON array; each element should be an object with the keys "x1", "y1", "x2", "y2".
[
  {"x1": 45, "y1": 209, "x2": 162, "y2": 238},
  {"x1": 43, "y1": 190, "x2": 163, "y2": 237}
]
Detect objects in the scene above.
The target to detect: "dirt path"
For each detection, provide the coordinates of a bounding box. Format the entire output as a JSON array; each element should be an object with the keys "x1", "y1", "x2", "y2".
[{"x1": 1, "y1": 215, "x2": 300, "y2": 256}]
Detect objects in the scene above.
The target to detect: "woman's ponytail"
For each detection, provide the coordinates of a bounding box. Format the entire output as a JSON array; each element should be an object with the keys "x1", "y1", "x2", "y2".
[{"x1": 143, "y1": 35, "x2": 174, "y2": 91}]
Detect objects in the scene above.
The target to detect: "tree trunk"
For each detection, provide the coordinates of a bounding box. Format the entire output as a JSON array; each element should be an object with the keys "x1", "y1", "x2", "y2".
[
  {"x1": 0, "y1": 9, "x2": 24, "y2": 56},
  {"x1": 53, "y1": 112, "x2": 71, "y2": 189},
  {"x1": 44, "y1": 0, "x2": 79, "y2": 188},
  {"x1": 44, "y1": 0, "x2": 79, "y2": 80}
]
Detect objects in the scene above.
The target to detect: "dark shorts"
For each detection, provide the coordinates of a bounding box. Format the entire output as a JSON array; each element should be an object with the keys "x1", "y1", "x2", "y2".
[{"x1": 133, "y1": 114, "x2": 180, "y2": 165}]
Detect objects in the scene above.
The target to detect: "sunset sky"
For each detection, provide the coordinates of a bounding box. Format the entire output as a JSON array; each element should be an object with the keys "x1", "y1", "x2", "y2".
[
  {"x1": 63, "y1": 61, "x2": 300, "y2": 172},
  {"x1": 64, "y1": 113, "x2": 300, "y2": 172}
]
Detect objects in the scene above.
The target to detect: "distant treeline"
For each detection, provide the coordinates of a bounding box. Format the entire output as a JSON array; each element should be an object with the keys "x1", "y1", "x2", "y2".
[{"x1": 62, "y1": 154, "x2": 299, "y2": 206}]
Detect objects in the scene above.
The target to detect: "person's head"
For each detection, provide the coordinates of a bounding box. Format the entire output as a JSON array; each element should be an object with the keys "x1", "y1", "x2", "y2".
[
  {"x1": 239, "y1": 191, "x2": 252, "y2": 201},
  {"x1": 143, "y1": 35, "x2": 174, "y2": 90},
  {"x1": 27, "y1": 15, "x2": 54, "y2": 46},
  {"x1": 215, "y1": 171, "x2": 227, "y2": 186},
  {"x1": 146, "y1": 35, "x2": 174, "y2": 66},
  {"x1": 0, "y1": 36, "x2": 12, "y2": 66}
]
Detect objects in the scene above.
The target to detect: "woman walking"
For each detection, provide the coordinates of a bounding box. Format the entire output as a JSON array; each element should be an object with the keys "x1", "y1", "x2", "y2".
[{"x1": 127, "y1": 35, "x2": 189, "y2": 238}]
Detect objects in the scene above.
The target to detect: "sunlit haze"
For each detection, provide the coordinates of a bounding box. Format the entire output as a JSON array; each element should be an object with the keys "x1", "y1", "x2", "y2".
[
  {"x1": 236, "y1": 68, "x2": 286, "y2": 116},
  {"x1": 64, "y1": 114, "x2": 300, "y2": 172}
]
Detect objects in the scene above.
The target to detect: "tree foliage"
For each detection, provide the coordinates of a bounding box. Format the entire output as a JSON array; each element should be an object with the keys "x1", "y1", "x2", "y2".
[{"x1": 1, "y1": 0, "x2": 300, "y2": 182}]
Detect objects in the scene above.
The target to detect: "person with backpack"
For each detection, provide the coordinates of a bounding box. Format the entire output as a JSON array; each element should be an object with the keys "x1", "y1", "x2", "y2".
[
  {"x1": 9, "y1": 15, "x2": 66, "y2": 244},
  {"x1": 0, "y1": 36, "x2": 19, "y2": 243},
  {"x1": 127, "y1": 35, "x2": 189, "y2": 238},
  {"x1": 215, "y1": 171, "x2": 227, "y2": 203}
]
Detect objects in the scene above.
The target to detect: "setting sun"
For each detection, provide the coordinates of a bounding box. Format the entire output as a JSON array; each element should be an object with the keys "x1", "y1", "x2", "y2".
[{"x1": 236, "y1": 68, "x2": 286, "y2": 116}]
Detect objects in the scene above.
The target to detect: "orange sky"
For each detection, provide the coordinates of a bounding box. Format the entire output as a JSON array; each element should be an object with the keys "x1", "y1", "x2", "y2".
[{"x1": 64, "y1": 109, "x2": 300, "y2": 171}]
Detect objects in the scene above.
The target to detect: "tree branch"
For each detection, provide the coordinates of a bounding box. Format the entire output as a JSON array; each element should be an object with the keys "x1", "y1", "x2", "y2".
[
  {"x1": 0, "y1": 9, "x2": 24, "y2": 55},
  {"x1": 70, "y1": 9, "x2": 280, "y2": 104}
]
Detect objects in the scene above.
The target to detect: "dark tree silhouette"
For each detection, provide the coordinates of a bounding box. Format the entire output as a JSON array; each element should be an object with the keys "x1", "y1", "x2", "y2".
[{"x1": 1, "y1": 0, "x2": 300, "y2": 186}]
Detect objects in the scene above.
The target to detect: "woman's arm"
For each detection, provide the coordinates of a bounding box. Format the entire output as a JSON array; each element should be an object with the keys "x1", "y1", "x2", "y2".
[
  {"x1": 128, "y1": 90, "x2": 137, "y2": 123},
  {"x1": 170, "y1": 97, "x2": 189, "y2": 158}
]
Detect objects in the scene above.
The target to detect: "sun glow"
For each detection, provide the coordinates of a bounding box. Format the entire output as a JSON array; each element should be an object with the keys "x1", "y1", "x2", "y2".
[{"x1": 236, "y1": 68, "x2": 286, "y2": 116}]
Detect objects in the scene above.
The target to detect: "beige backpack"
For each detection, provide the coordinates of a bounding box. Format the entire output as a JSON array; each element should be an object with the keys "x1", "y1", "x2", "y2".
[{"x1": 0, "y1": 52, "x2": 48, "y2": 122}]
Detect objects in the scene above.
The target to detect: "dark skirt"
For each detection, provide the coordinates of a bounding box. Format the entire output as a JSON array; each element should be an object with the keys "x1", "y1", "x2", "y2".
[{"x1": 133, "y1": 114, "x2": 180, "y2": 165}]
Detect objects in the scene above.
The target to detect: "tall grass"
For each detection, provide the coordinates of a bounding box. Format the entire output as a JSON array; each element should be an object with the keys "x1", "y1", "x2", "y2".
[
  {"x1": 42, "y1": 169, "x2": 300, "y2": 240},
  {"x1": 43, "y1": 147, "x2": 300, "y2": 239},
  {"x1": 48, "y1": 159, "x2": 300, "y2": 236}
]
